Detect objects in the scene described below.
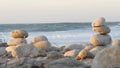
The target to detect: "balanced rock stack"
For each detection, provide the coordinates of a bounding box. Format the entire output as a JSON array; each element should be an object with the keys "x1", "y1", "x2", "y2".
[
  {"x1": 90, "y1": 17, "x2": 112, "y2": 46},
  {"x1": 6, "y1": 30, "x2": 48, "y2": 58},
  {"x1": 76, "y1": 17, "x2": 112, "y2": 60},
  {"x1": 7, "y1": 29, "x2": 28, "y2": 46}
]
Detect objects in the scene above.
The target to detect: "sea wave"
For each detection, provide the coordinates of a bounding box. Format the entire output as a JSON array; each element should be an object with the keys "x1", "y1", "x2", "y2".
[{"x1": 0, "y1": 23, "x2": 91, "y2": 32}]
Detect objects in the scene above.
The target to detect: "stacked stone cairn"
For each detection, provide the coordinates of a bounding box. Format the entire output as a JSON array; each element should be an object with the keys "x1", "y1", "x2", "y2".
[
  {"x1": 7, "y1": 29, "x2": 28, "y2": 46},
  {"x1": 90, "y1": 17, "x2": 111, "y2": 46},
  {"x1": 76, "y1": 17, "x2": 112, "y2": 60}
]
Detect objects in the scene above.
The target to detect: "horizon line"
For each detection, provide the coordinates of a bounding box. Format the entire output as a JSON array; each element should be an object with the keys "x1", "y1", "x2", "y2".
[{"x1": 0, "y1": 21, "x2": 120, "y2": 24}]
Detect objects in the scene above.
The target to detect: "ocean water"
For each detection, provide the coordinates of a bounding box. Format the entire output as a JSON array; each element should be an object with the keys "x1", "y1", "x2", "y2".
[{"x1": 0, "y1": 22, "x2": 119, "y2": 46}]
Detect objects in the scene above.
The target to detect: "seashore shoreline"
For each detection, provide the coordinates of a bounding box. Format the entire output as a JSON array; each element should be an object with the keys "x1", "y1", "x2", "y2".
[{"x1": 0, "y1": 17, "x2": 120, "y2": 68}]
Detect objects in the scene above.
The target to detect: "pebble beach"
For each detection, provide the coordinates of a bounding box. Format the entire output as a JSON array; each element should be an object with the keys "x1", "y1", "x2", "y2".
[{"x1": 0, "y1": 17, "x2": 120, "y2": 68}]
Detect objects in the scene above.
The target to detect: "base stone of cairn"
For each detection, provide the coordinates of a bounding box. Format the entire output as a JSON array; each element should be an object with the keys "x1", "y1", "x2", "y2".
[
  {"x1": 7, "y1": 38, "x2": 27, "y2": 46},
  {"x1": 89, "y1": 34, "x2": 111, "y2": 46}
]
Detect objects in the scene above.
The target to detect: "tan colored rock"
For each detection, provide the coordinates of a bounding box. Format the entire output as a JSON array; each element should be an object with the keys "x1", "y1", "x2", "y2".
[
  {"x1": 33, "y1": 41, "x2": 51, "y2": 51},
  {"x1": 89, "y1": 34, "x2": 112, "y2": 46},
  {"x1": 10, "y1": 29, "x2": 28, "y2": 38},
  {"x1": 92, "y1": 17, "x2": 106, "y2": 27},
  {"x1": 64, "y1": 49, "x2": 80, "y2": 57},
  {"x1": 76, "y1": 49, "x2": 94, "y2": 60},
  {"x1": 93, "y1": 25, "x2": 110, "y2": 35},
  {"x1": 91, "y1": 46, "x2": 120, "y2": 68},
  {"x1": 7, "y1": 38, "x2": 27, "y2": 46},
  {"x1": 112, "y1": 39, "x2": 120, "y2": 46},
  {"x1": 31, "y1": 35, "x2": 48, "y2": 43}
]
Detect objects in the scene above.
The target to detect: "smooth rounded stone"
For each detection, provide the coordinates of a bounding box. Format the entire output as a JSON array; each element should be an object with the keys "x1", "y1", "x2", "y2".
[
  {"x1": 112, "y1": 39, "x2": 120, "y2": 46},
  {"x1": 48, "y1": 57, "x2": 83, "y2": 66},
  {"x1": 7, "y1": 38, "x2": 27, "y2": 46},
  {"x1": 89, "y1": 46, "x2": 105, "y2": 55},
  {"x1": 76, "y1": 49, "x2": 94, "y2": 60},
  {"x1": 10, "y1": 29, "x2": 28, "y2": 38},
  {"x1": 92, "y1": 25, "x2": 110, "y2": 35},
  {"x1": 64, "y1": 49, "x2": 80, "y2": 57},
  {"x1": 33, "y1": 41, "x2": 51, "y2": 51},
  {"x1": 84, "y1": 45, "x2": 94, "y2": 51},
  {"x1": 63, "y1": 44, "x2": 85, "y2": 53},
  {"x1": 46, "y1": 51, "x2": 63, "y2": 59},
  {"x1": 8, "y1": 43, "x2": 46, "y2": 58},
  {"x1": 92, "y1": 17, "x2": 106, "y2": 27},
  {"x1": 89, "y1": 34, "x2": 112, "y2": 46},
  {"x1": 91, "y1": 46, "x2": 120, "y2": 68},
  {"x1": 31, "y1": 35, "x2": 48, "y2": 44}
]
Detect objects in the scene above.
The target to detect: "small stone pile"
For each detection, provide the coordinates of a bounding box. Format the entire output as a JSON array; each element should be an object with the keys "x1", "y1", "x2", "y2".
[
  {"x1": 90, "y1": 17, "x2": 112, "y2": 46},
  {"x1": 76, "y1": 17, "x2": 112, "y2": 60},
  {"x1": 6, "y1": 29, "x2": 46, "y2": 58},
  {"x1": 7, "y1": 29, "x2": 28, "y2": 46}
]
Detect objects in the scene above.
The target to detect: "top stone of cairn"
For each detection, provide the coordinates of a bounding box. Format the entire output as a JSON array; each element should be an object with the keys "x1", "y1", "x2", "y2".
[{"x1": 92, "y1": 17, "x2": 106, "y2": 27}]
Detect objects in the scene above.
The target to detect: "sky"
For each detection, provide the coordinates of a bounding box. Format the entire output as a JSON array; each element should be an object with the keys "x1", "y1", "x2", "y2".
[{"x1": 0, "y1": 0, "x2": 120, "y2": 24}]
